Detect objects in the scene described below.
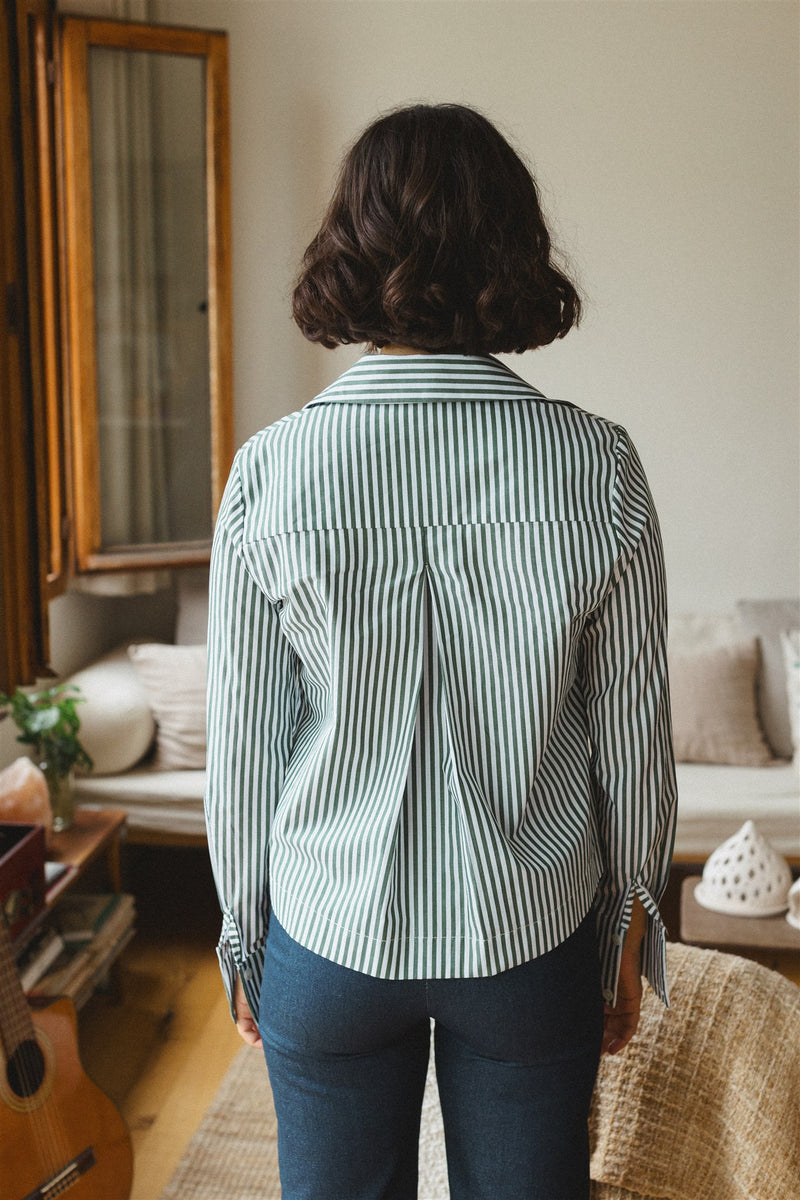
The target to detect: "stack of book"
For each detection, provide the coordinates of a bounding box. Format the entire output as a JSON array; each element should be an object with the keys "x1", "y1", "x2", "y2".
[
  {"x1": 19, "y1": 892, "x2": 136, "y2": 1010},
  {"x1": 17, "y1": 924, "x2": 67, "y2": 991}
]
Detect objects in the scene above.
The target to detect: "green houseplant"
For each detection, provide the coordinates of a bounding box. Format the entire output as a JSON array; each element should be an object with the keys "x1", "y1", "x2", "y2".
[{"x1": 0, "y1": 685, "x2": 93, "y2": 831}]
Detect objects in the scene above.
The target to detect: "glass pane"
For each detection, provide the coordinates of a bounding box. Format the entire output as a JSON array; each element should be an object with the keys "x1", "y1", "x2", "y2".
[{"x1": 88, "y1": 47, "x2": 211, "y2": 550}]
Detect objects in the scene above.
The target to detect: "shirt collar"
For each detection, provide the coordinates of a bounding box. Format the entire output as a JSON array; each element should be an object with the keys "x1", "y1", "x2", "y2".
[{"x1": 303, "y1": 353, "x2": 546, "y2": 407}]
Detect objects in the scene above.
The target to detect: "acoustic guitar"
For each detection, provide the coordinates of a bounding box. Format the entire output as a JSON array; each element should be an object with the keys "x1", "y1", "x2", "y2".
[{"x1": 0, "y1": 913, "x2": 133, "y2": 1200}]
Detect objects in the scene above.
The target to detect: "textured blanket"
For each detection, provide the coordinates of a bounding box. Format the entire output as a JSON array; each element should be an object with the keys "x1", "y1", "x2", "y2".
[{"x1": 590, "y1": 942, "x2": 800, "y2": 1200}]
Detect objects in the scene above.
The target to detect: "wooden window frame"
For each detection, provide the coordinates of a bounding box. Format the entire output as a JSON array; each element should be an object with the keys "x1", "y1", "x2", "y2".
[{"x1": 59, "y1": 17, "x2": 233, "y2": 573}]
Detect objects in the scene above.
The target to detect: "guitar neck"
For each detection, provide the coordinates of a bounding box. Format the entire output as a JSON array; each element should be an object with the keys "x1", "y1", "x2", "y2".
[{"x1": 0, "y1": 915, "x2": 36, "y2": 1056}]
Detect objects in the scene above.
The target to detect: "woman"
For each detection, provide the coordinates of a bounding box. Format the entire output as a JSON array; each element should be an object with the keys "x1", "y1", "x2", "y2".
[{"x1": 205, "y1": 103, "x2": 676, "y2": 1200}]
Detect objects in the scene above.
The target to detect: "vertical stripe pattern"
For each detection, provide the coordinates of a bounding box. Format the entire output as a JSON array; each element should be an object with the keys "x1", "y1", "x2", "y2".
[{"x1": 205, "y1": 354, "x2": 677, "y2": 1017}]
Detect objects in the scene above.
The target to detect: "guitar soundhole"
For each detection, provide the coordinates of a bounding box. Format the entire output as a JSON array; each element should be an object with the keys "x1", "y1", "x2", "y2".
[{"x1": 6, "y1": 1037, "x2": 46, "y2": 1098}]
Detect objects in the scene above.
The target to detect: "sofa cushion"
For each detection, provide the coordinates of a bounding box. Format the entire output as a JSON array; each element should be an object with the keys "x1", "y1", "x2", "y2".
[
  {"x1": 668, "y1": 638, "x2": 773, "y2": 766},
  {"x1": 736, "y1": 599, "x2": 800, "y2": 758},
  {"x1": 67, "y1": 645, "x2": 156, "y2": 774},
  {"x1": 76, "y1": 766, "x2": 207, "y2": 839},
  {"x1": 674, "y1": 761, "x2": 799, "y2": 861},
  {"x1": 128, "y1": 643, "x2": 207, "y2": 769}
]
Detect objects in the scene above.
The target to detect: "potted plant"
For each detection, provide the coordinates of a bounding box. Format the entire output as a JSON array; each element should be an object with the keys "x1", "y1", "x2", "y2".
[{"x1": 0, "y1": 685, "x2": 93, "y2": 831}]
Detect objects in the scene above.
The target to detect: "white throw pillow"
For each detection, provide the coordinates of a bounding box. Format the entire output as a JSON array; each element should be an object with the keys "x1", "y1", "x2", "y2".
[
  {"x1": 779, "y1": 630, "x2": 800, "y2": 764},
  {"x1": 736, "y1": 599, "x2": 800, "y2": 759},
  {"x1": 67, "y1": 646, "x2": 156, "y2": 775},
  {"x1": 128, "y1": 643, "x2": 207, "y2": 770}
]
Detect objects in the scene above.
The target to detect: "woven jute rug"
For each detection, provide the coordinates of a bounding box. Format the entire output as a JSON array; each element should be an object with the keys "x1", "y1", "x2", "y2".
[
  {"x1": 159, "y1": 1042, "x2": 449, "y2": 1199},
  {"x1": 160, "y1": 944, "x2": 800, "y2": 1200}
]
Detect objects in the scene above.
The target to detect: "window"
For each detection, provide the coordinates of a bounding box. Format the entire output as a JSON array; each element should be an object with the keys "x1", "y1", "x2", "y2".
[
  {"x1": 0, "y1": 4, "x2": 232, "y2": 689},
  {"x1": 60, "y1": 17, "x2": 233, "y2": 572}
]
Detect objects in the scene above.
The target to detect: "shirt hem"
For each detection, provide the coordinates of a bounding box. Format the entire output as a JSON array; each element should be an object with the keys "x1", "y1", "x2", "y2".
[{"x1": 271, "y1": 864, "x2": 602, "y2": 980}]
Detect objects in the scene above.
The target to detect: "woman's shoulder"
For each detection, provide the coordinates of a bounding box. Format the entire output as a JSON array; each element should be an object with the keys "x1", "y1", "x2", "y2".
[{"x1": 235, "y1": 409, "x2": 306, "y2": 466}]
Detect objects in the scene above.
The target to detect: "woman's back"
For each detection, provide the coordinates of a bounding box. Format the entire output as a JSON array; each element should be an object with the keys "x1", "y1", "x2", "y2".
[{"x1": 208, "y1": 351, "x2": 673, "y2": 991}]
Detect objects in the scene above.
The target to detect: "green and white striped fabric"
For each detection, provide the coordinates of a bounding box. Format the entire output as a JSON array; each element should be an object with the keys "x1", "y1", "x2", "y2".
[{"x1": 205, "y1": 354, "x2": 677, "y2": 1019}]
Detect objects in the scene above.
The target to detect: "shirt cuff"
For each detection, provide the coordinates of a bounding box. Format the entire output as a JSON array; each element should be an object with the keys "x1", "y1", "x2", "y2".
[
  {"x1": 216, "y1": 917, "x2": 268, "y2": 1023},
  {"x1": 596, "y1": 881, "x2": 669, "y2": 1008}
]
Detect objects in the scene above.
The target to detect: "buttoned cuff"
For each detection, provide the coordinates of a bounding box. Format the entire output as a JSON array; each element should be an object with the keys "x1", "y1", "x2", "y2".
[
  {"x1": 596, "y1": 881, "x2": 669, "y2": 1008},
  {"x1": 216, "y1": 918, "x2": 268, "y2": 1023}
]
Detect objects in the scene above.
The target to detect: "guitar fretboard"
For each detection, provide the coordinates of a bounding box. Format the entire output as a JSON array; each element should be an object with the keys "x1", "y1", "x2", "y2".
[{"x1": 0, "y1": 914, "x2": 36, "y2": 1055}]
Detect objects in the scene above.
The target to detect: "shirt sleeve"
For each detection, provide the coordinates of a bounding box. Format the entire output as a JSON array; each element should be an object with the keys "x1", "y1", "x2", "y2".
[
  {"x1": 580, "y1": 426, "x2": 677, "y2": 1007},
  {"x1": 205, "y1": 453, "x2": 302, "y2": 1021}
]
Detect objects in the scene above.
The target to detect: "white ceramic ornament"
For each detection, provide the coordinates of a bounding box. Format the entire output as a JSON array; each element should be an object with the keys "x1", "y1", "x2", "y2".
[
  {"x1": 694, "y1": 820, "x2": 792, "y2": 917},
  {"x1": 787, "y1": 878, "x2": 800, "y2": 931}
]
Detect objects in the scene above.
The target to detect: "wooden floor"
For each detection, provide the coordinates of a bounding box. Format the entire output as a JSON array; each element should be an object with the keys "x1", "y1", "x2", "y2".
[{"x1": 77, "y1": 844, "x2": 242, "y2": 1200}]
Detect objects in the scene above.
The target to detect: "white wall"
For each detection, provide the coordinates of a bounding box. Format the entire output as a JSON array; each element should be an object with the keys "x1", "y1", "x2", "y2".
[
  {"x1": 55, "y1": 0, "x2": 799, "y2": 623},
  {"x1": 154, "y1": 0, "x2": 799, "y2": 615}
]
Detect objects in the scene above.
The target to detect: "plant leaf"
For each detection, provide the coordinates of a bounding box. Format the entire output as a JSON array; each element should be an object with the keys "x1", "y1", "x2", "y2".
[{"x1": 27, "y1": 707, "x2": 62, "y2": 734}]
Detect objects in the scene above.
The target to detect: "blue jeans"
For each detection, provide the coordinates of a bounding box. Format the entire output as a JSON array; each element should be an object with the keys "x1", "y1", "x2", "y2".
[{"x1": 258, "y1": 913, "x2": 603, "y2": 1200}]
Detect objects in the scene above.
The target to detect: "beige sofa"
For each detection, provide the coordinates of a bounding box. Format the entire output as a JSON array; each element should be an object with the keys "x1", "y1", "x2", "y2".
[
  {"x1": 72, "y1": 574, "x2": 210, "y2": 845},
  {"x1": 73, "y1": 594, "x2": 799, "y2": 859},
  {"x1": 666, "y1": 601, "x2": 799, "y2": 863}
]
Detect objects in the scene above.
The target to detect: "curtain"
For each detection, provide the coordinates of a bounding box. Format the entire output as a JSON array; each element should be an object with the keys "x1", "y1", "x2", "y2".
[{"x1": 74, "y1": 4, "x2": 169, "y2": 596}]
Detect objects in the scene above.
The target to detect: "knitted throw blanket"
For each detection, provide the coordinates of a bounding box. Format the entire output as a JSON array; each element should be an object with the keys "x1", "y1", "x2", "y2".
[{"x1": 590, "y1": 942, "x2": 800, "y2": 1200}]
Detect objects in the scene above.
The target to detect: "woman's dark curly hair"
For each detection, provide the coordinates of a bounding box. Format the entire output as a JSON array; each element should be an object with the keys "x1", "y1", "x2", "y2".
[{"x1": 292, "y1": 103, "x2": 580, "y2": 355}]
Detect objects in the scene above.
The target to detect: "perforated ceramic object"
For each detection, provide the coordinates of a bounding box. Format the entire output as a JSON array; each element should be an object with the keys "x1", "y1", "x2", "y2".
[
  {"x1": 787, "y1": 878, "x2": 800, "y2": 931},
  {"x1": 694, "y1": 820, "x2": 792, "y2": 917}
]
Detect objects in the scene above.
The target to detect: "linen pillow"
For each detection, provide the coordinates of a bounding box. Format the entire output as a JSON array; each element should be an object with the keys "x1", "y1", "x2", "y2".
[
  {"x1": 67, "y1": 645, "x2": 156, "y2": 774},
  {"x1": 127, "y1": 643, "x2": 207, "y2": 770},
  {"x1": 668, "y1": 638, "x2": 774, "y2": 766},
  {"x1": 780, "y1": 629, "x2": 800, "y2": 763},
  {"x1": 736, "y1": 599, "x2": 800, "y2": 759}
]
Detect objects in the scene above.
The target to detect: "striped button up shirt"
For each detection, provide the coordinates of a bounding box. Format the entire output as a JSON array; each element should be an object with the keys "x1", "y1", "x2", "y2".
[{"x1": 205, "y1": 353, "x2": 677, "y2": 1018}]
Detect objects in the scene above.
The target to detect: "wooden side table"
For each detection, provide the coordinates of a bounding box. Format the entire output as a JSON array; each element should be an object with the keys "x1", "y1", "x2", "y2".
[
  {"x1": 45, "y1": 807, "x2": 127, "y2": 904},
  {"x1": 681, "y1": 875, "x2": 800, "y2": 986},
  {"x1": 13, "y1": 809, "x2": 132, "y2": 1005}
]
